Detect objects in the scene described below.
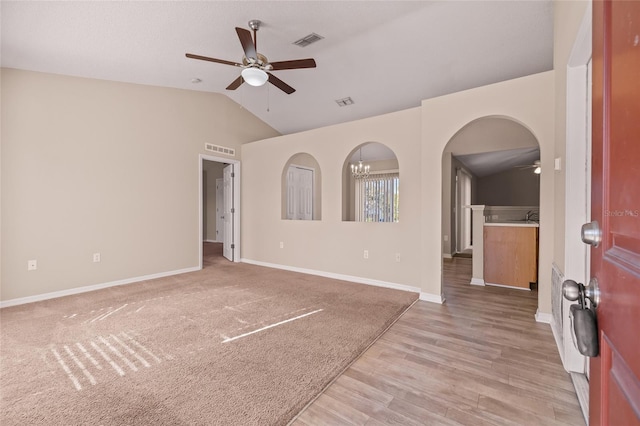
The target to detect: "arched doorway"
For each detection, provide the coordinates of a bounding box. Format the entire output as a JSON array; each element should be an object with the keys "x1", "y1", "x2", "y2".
[{"x1": 441, "y1": 116, "x2": 541, "y2": 292}]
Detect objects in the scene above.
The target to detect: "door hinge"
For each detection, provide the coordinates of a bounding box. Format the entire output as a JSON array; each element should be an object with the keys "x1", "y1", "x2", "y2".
[
  {"x1": 231, "y1": 208, "x2": 235, "y2": 213},
  {"x1": 231, "y1": 244, "x2": 235, "y2": 249},
  {"x1": 231, "y1": 172, "x2": 235, "y2": 178}
]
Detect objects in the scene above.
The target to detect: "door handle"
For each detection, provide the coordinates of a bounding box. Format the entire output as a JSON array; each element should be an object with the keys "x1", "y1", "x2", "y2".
[
  {"x1": 581, "y1": 221, "x2": 602, "y2": 247},
  {"x1": 563, "y1": 277, "x2": 600, "y2": 307},
  {"x1": 562, "y1": 278, "x2": 600, "y2": 357}
]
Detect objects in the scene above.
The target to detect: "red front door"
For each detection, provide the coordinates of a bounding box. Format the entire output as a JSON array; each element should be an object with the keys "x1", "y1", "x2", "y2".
[{"x1": 591, "y1": 0, "x2": 640, "y2": 424}]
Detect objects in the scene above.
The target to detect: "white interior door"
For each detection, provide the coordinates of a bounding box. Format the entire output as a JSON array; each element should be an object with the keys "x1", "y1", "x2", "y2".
[
  {"x1": 215, "y1": 178, "x2": 223, "y2": 243},
  {"x1": 223, "y1": 164, "x2": 234, "y2": 261},
  {"x1": 287, "y1": 166, "x2": 313, "y2": 220}
]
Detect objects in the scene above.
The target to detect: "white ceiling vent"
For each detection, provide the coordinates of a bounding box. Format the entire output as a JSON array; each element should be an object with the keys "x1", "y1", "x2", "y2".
[
  {"x1": 293, "y1": 33, "x2": 324, "y2": 47},
  {"x1": 205, "y1": 143, "x2": 236, "y2": 157},
  {"x1": 335, "y1": 97, "x2": 355, "y2": 107}
]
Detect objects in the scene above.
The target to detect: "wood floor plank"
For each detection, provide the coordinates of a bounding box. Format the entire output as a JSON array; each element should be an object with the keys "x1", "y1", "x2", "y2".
[{"x1": 294, "y1": 257, "x2": 584, "y2": 425}]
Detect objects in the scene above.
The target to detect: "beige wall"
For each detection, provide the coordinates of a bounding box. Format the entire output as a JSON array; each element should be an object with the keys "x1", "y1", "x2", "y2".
[
  {"x1": 1, "y1": 68, "x2": 279, "y2": 301},
  {"x1": 242, "y1": 108, "x2": 423, "y2": 289},
  {"x1": 477, "y1": 168, "x2": 540, "y2": 207},
  {"x1": 421, "y1": 71, "x2": 555, "y2": 310},
  {"x1": 553, "y1": 0, "x2": 590, "y2": 274},
  {"x1": 241, "y1": 72, "x2": 554, "y2": 305}
]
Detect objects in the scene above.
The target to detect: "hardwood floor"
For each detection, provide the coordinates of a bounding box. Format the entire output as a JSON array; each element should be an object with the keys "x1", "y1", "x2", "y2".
[{"x1": 292, "y1": 257, "x2": 584, "y2": 426}]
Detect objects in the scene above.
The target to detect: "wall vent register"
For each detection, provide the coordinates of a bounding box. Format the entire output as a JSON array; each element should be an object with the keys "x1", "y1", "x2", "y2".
[{"x1": 205, "y1": 143, "x2": 236, "y2": 157}]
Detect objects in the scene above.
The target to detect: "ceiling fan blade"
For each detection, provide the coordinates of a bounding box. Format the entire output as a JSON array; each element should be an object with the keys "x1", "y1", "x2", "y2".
[
  {"x1": 186, "y1": 53, "x2": 242, "y2": 67},
  {"x1": 269, "y1": 58, "x2": 317, "y2": 70},
  {"x1": 267, "y1": 73, "x2": 295, "y2": 94},
  {"x1": 236, "y1": 27, "x2": 257, "y2": 61},
  {"x1": 226, "y1": 76, "x2": 244, "y2": 90}
]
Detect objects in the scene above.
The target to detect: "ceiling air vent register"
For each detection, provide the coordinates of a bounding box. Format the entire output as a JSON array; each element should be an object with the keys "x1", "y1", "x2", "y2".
[
  {"x1": 293, "y1": 33, "x2": 324, "y2": 47},
  {"x1": 335, "y1": 97, "x2": 355, "y2": 107},
  {"x1": 205, "y1": 143, "x2": 236, "y2": 157}
]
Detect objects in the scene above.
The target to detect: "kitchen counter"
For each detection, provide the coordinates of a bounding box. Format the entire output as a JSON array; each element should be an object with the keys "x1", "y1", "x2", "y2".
[
  {"x1": 485, "y1": 222, "x2": 539, "y2": 228},
  {"x1": 483, "y1": 225, "x2": 539, "y2": 289}
]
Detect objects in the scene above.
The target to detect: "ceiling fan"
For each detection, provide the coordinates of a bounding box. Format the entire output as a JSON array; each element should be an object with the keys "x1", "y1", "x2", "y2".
[
  {"x1": 186, "y1": 20, "x2": 316, "y2": 95},
  {"x1": 515, "y1": 160, "x2": 541, "y2": 174}
]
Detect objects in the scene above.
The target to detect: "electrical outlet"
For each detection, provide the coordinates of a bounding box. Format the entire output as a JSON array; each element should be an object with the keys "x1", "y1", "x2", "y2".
[
  {"x1": 395, "y1": 253, "x2": 401, "y2": 262},
  {"x1": 28, "y1": 260, "x2": 37, "y2": 271},
  {"x1": 93, "y1": 253, "x2": 101, "y2": 263},
  {"x1": 279, "y1": 242, "x2": 284, "y2": 249},
  {"x1": 492, "y1": 215, "x2": 498, "y2": 220},
  {"x1": 363, "y1": 250, "x2": 369, "y2": 259}
]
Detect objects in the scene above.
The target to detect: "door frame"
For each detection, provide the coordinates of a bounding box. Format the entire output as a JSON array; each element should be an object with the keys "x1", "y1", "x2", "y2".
[
  {"x1": 563, "y1": 1, "x2": 592, "y2": 373},
  {"x1": 561, "y1": 3, "x2": 592, "y2": 422},
  {"x1": 215, "y1": 178, "x2": 224, "y2": 243},
  {"x1": 199, "y1": 154, "x2": 241, "y2": 268},
  {"x1": 455, "y1": 168, "x2": 473, "y2": 253}
]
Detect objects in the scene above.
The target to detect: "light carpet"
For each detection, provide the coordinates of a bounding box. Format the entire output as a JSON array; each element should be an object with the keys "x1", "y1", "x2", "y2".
[{"x1": 1, "y1": 244, "x2": 417, "y2": 425}]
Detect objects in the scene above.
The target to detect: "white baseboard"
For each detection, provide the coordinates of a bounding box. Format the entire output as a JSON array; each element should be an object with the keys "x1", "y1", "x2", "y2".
[
  {"x1": 204, "y1": 239, "x2": 219, "y2": 243},
  {"x1": 442, "y1": 253, "x2": 452, "y2": 259},
  {"x1": 485, "y1": 282, "x2": 531, "y2": 291},
  {"x1": 240, "y1": 258, "x2": 421, "y2": 294},
  {"x1": 550, "y1": 317, "x2": 566, "y2": 368},
  {"x1": 0, "y1": 266, "x2": 201, "y2": 308},
  {"x1": 570, "y1": 372, "x2": 590, "y2": 425},
  {"x1": 470, "y1": 277, "x2": 485, "y2": 286},
  {"x1": 535, "y1": 309, "x2": 553, "y2": 324},
  {"x1": 419, "y1": 292, "x2": 445, "y2": 304}
]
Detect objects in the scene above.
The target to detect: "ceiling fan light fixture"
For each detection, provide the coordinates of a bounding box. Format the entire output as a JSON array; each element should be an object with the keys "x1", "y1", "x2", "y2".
[
  {"x1": 534, "y1": 166, "x2": 541, "y2": 174},
  {"x1": 241, "y1": 67, "x2": 268, "y2": 86}
]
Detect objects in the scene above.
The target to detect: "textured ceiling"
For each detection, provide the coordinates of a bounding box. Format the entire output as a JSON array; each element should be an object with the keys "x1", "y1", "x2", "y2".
[
  {"x1": 1, "y1": 1, "x2": 553, "y2": 136},
  {"x1": 456, "y1": 147, "x2": 540, "y2": 177}
]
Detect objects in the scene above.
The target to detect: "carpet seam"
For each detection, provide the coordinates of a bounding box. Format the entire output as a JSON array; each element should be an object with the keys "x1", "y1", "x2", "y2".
[{"x1": 286, "y1": 295, "x2": 420, "y2": 425}]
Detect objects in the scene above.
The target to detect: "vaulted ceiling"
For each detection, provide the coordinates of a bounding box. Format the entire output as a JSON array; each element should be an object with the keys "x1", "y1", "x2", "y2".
[{"x1": 1, "y1": 1, "x2": 553, "y2": 136}]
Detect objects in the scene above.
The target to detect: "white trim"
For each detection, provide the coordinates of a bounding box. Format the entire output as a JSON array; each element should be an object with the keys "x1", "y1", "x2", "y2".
[
  {"x1": 535, "y1": 309, "x2": 553, "y2": 324},
  {"x1": 0, "y1": 266, "x2": 200, "y2": 308},
  {"x1": 204, "y1": 239, "x2": 219, "y2": 243},
  {"x1": 550, "y1": 317, "x2": 566, "y2": 367},
  {"x1": 240, "y1": 258, "x2": 420, "y2": 294},
  {"x1": 419, "y1": 292, "x2": 445, "y2": 304},
  {"x1": 470, "y1": 277, "x2": 485, "y2": 286},
  {"x1": 442, "y1": 253, "x2": 453, "y2": 259},
  {"x1": 485, "y1": 282, "x2": 531, "y2": 291},
  {"x1": 199, "y1": 154, "x2": 241, "y2": 268},
  {"x1": 570, "y1": 372, "x2": 590, "y2": 425}
]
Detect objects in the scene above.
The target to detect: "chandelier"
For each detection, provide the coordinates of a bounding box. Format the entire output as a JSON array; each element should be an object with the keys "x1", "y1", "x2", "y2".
[{"x1": 351, "y1": 148, "x2": 370, "y2": 179}]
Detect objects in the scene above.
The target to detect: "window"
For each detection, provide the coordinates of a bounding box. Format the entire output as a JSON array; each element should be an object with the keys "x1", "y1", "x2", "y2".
[{"x1": 355, "y1": 171, "x2": 399, "y2": 222}]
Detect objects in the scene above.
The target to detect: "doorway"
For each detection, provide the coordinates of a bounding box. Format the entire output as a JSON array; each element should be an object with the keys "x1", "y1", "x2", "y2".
[
  {"x1": 199, "y1": 154, "x2": 241, "y2": 268},
  {"x1": 455, "y1": 168, "x2": 473, "y2": 254}
]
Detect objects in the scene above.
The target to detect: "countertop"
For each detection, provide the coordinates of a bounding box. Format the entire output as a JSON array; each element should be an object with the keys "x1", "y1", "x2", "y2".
[{"x1": 484, "y1": 222, "x2": 539, "y2": 228}]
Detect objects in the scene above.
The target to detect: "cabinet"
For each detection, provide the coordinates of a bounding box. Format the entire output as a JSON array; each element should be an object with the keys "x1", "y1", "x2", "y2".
[{"x1": 483, "y1": 225, "x2": 538, "y2": 289}]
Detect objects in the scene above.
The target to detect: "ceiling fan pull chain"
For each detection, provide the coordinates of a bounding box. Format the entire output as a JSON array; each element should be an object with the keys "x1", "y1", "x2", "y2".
[{"x1": 240, "y1": 77, "x2": 245, "y2": 109}]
